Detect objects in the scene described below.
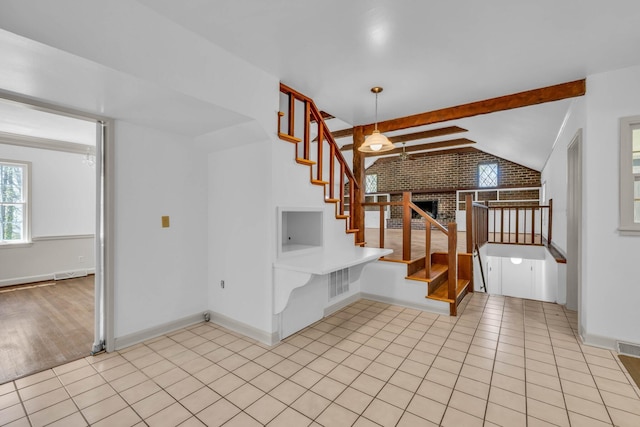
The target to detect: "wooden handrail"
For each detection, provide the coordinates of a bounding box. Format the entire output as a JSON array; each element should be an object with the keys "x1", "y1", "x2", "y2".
[
  {"x1": 408, "y1": 202, "x2": 448, "y2": 234},
  {"x1": 279, "y1": 83, "x2": 358, "y2": 187}
]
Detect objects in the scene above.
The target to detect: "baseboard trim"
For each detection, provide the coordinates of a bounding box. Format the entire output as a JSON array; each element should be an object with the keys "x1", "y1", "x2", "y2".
[
  {"x1": 113, "y1": 312, "x2": 205, "y2": 350},
  {"x1": 324, "y1": 292, "x2": 362, "y2": 317},
  {"x1": 0, "y1": 269, "x2": 96, "y2": 287},
  {"x1": 360, "y1": 292, "x2": 450, "y2": 316},
  {"x1": 210, "y1": 311, "x2": 279, "y2": 347},
  {"x1": 580, "y1": 332, "x2": 618, "y2": 351}
]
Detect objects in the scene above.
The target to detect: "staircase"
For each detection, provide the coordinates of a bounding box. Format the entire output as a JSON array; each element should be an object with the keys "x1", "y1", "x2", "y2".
[
  {"x1": 405, "y1": 251, "x2": 473, "y2": 316},
  {"x1": 277, "y1": 84, "x2": 479, "y2": 316},
  {"x1": 277, "y1": 83, "x2": 362, "y2": 244}
]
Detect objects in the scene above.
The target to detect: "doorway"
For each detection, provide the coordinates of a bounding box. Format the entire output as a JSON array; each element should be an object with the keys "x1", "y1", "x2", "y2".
[
  {"x1": 0, "y1": 94, "x2": 112, "y2": 382},
  {"x1": 567, "y1": 130, "x2": 582, "y2": 321}
]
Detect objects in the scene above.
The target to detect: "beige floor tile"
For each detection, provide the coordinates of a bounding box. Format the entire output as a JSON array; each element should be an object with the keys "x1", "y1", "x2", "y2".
[
  {"x1": 266, "y1": 407, "x2": 312, "y2": 427},
  {"x1": 46, "y1": 411, "x2": 87, "y2": 427},
  {"x1": 406, "y1": 394, "x2": 446, "y2": 424},
  {"x1": 179, "y1": 386, "x2": 220, "y2": 414},
  {"x1": 600, "y1": 390, "x2": 640, "y2": 415},
  {"x1": 28, "y1": 399, "x2": 77, "y2": 427},
  {"x1": 386, "y1": 370, "x2": 421, "y2": 393},
  {"x1": 132, "y1": 390, "x2": 175, "y2": 419},
  {"x1": 527, "y1": 397, "x2": 570, "y2": 427},
  {"x1": 22, "y1": 387, "x2": 70, "y2": 414},
  {"x1": 209, "y1": 373, "x2": 245, "y2": 396},
  {"x1": 145, "y1": 402, "x2": 191, "y2": 427},
  {"x1": 396, "y1": 411, "x2": 439, "y2": 426},
  {"x1": 350, "y1": 373, "x2": 385, "y2": 396},
  {"x1": 72, "y1": 383, "x2": 117, "y2": 410},
  {"x1": 441, "y1": 406, "x2": 484, "y2": 427},
  {"x1": 269, "y1": 380, "x2": 306, "y2": 405},
  {"x1": 18, "y1": 377, "x2": 62, "y2": 401},
  {"x1": 0, "y1": 391, "x2": 19, "y2": 412},
  {"x1": 271, "y1": 359, "x2": 303, "y2": 378},
  {"x1": 377, "y1": 383, "x2": 413, "y2": 409},
  {"x1": 120, "y1": 380, "x2": 162, "y2": 405},
  {"x1": 608, "y1": 407, "x2": 640, "y2": 427},
  {"x1": 165, "y1": 376, "x2": 204, "y2": 401},
  {"x1": 448, "y1": 389, "x2": 487, "y2": 419},
  {"x1": 362, "y1": 398, "x2": 404, "y2": 427},
  {"x1": 92, "y1": 407, "x2": 141, "y2": 427},
  {"x1": 0, "y1": 403, "x2": 26, "y2": 425},
  {"x1": 226, "y1": 383, "x2": 264, "y2": 409},
  {"x1": 290, "y1": 367, "x2": 323, "y2": 389},
  {"x1": 14, "y1": 370, "x2": 55, "y2": 390},
  {"x1": 291, "y1": 390, "x2": 331, "y2": 419},
  {"x1": 564, "y1": 394, "x2": 612, "y2": 423},
  {"x1": 250, "y1": 370, "x2": 286, "y2": 393},
  {"x1": 568, "y1": 411, "x2": 615, "y2": 427},
  {"x1": 81, "y1": 394, "x2": 127, "y2": 425},
  {"x1": 192, "y1": 364, "x2": 228, "y2": 385},
  {"x1": 526, "y1": 382, "x2": 566, "y2": 408},
  {"x1": 316, "y1": 403, "x2": 358, "y2": 427},
  {"x1": 195, "y1": 398, "x2": 239, "y2": 427},
  {"x1": 245, "y1": 394, "x2": 287, "y2": 424},
  {"x1": 334, "y1": 387, "x2": 374, "y2": 414}
]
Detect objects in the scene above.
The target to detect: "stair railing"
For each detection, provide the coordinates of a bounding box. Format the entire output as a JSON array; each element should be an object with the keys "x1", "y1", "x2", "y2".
[
  {"x1": 278, "y1": 83, "x2": 359, "y2": 231},
  {"x1": 363, "y1": 191, "x2": 458, "y2": 302}
]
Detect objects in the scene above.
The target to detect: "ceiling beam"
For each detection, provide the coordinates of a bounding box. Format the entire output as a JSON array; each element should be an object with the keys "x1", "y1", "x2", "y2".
[
  {"x1": 362, "y1": 79, "x2": 586, "y2": 134},
  {"x1": 330, "y1": 128, "x2": 354, "y2": 139},
  {"x1": 311, "y1": 110, "x2": 335, "y2": 122},
  {"x1": 340, "y1": 125, "x2": 467, "y2": 151},
  {"x1": 364, "y1": 138, "x2": 475, "y2": 157},
  {"x1": 372, "y1": 146, "x2": 479, "y2": 164}
]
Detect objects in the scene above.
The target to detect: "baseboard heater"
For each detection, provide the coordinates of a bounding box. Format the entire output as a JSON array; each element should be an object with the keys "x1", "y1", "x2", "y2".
[
  {"x1": 618, "y1": 341, "x2": 640, "y2": 358},
  {"x1": 53, "y1": 270, "x2": 89, "y2": 281}
]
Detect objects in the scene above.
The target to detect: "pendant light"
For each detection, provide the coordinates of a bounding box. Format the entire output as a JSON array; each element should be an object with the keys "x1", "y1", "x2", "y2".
[{"x1": 358, "y1": 87, "x2": 395, "y2": 153}]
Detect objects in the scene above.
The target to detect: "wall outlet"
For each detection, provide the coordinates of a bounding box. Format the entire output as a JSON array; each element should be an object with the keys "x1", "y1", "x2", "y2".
[{"x1": 220, "y1": 280, "x2": 225, "y2": 289}]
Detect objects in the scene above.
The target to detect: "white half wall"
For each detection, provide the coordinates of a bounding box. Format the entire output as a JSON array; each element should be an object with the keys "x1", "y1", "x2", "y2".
[{"x1": 113, "y1": 121, "x2": 208, "y2": 339}]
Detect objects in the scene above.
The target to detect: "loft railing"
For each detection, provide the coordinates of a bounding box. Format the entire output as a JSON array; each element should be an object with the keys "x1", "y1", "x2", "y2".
[
  {"x1": 278, "y1": 83, "x2": 360, "y2": 232},
  {"x1": 362, "y1": 191, "x2": 459, "y2": 302},
  {"x1": 485, "y1": 199, "x2": 553, "y2": 245}
]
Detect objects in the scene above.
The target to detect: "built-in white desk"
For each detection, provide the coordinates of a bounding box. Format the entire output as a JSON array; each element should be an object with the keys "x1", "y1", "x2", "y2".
[{"x1": 273, "y1": 246, "x2": 392, "y2": 315}]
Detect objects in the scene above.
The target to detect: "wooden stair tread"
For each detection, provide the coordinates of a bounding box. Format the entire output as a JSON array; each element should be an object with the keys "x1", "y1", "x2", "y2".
[
  {"x1": 355, "y1": 242, "x2": 366, "y2": 247},
  {"x1": 278, "y1": 132, "x2": 301, "y2": 143},
  {"x1": 336, "y1": 214, "x2": 349, "y2": 219},
  {"x1": 426, "y1": 279, "x2": 470, "y2": 303},
  {"x1": 296, "y1": 158, "x2": 316, "y2": 165},
  {"x1": 324, "y1": 198, "x2": 340, "y2": 203},
  {"x1": 311, "y1": 179, "x2": 329, "y2": 186},
  {"x1": 346, "y1": 229, "x2": 359, "y2": 234},
  {"x1": 405, "y1": 263, "x2": 448, "y2": 283}
]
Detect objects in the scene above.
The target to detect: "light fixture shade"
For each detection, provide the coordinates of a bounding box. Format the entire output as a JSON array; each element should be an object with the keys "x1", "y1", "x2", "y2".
[{"x1": 358, "y1": 130, "x2": 395, "y2": 153}]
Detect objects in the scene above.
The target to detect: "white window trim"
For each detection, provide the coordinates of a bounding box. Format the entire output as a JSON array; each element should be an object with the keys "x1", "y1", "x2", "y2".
[
  {"x1": 619, "y1": 116, "x2": 640, "y2": 235},
  {"x1": 0, "y1": 159, "x2": 32, "y2": 246},
  {"x1": 478, "y1": 162, "x2": 499, "y2": 188}
]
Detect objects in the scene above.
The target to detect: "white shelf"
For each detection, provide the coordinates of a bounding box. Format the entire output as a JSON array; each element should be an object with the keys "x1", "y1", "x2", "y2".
[{"x1": 274, "y1": 246, "x2": 392, "y2": 275}]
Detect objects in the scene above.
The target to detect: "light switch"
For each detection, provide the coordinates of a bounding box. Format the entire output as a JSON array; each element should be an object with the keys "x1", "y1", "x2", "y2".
[{"x1": 161, "y1": 216, "x2": 170, "y2": 228}]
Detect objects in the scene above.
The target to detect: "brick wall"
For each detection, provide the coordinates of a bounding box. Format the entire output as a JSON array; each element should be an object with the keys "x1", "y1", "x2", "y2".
[{"x1": 365, "y1": 150, "x2": 540, "y2": 223}]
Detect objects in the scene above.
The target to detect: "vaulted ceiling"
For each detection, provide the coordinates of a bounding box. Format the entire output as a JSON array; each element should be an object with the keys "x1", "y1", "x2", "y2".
[
  {"x1": 2, "y1": 1, "x2": 640, "y2": 171},
  {"x1": 139, "y1": 0, "x2": 640, "y2": 170}
]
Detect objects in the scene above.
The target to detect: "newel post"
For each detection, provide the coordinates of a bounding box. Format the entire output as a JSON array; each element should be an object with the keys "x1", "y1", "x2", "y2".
[
  {"x1": 353, "y1": 126, "x2": 366, "y2": 244},
  {"x1": 402, "y1": 192, "x2": 412, "y2": 261},
  {"x1": 465, "y1": 194, "x2": 473, "y2": 253},
  {"x1": 448, "y1": 222, "x2": 458, "y2": 315}
]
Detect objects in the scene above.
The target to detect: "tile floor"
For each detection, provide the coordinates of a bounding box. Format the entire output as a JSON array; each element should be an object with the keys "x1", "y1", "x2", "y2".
[{"x1": 1, "y1": 293, "x2": 640, "y2": 426}]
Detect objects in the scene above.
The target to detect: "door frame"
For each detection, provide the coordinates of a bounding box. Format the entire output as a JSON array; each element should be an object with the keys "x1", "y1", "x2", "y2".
[
  {"x1": 0, "y1": 90, "x2": 115, "y2": 352},
  {"x1": 567, "y1": 129, "x2": 583, "y2": 325}
]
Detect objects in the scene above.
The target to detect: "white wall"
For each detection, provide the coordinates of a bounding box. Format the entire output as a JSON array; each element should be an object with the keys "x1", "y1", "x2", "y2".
[
  {"x1": 541, "y1": 98, "x2": 586, "y2": 255},
  {"x1": 208, "y1": 140, "x2": 274, "y2": 337},
  {"x1": 0, "y1": 144, "x2": 95, "y2": 285},
  {"x1": 113, "y1": 121, "x2": 208, "y2": 338},
  {"x1": 579, "y1": 65, "x2": 640, "y2": 347}
]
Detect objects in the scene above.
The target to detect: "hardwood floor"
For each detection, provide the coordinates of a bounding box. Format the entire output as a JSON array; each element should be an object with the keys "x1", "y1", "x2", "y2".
[
  {"x1": 0, "y1": 276, "x2": 94, "y2": 384},
  {"x1": 364, "y1": 228, "x2": 468, "y2": 261}
]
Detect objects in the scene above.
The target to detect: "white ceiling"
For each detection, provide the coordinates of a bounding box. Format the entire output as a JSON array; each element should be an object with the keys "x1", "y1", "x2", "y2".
[
  {"x1": 1, "y1": 1, "x2": 640, "y2": 169},
  {"x1": 137, "y1": 0, "x2": 640, "y2": 170}
]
